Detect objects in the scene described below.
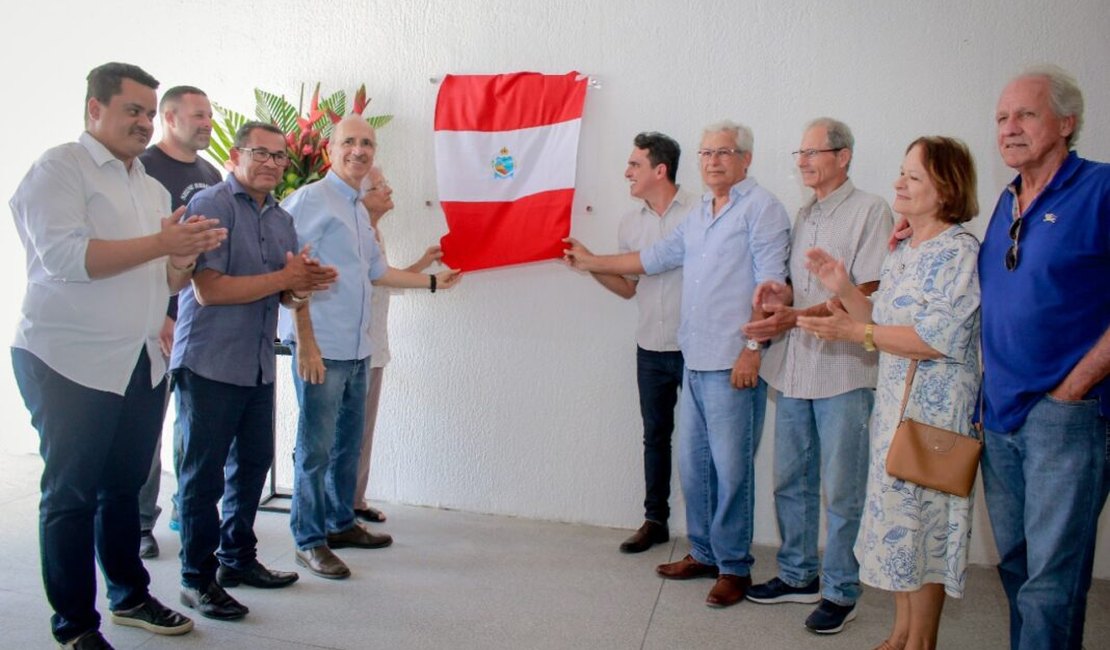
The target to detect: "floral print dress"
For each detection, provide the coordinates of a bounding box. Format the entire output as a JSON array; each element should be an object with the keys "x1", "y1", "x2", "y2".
[{"x1": 854, "y1": 225, "x2": 981, "y2": 598}]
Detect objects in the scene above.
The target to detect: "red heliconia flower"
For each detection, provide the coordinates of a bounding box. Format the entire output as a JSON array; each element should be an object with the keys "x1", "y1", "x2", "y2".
[{"x1": 351, "y1": 84, "x2": 368, "y2": 116}]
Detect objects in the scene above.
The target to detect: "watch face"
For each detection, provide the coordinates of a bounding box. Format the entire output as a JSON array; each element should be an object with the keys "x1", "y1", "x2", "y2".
[{"x1": 746, "y1": 340, "x2": 761, "y2": 351}]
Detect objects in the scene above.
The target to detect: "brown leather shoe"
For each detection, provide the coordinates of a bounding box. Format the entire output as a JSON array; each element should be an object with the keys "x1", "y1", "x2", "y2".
[
  {"x1": 327, "y1": 523, "x2": 393, "y2": 549},
  {"x1": 656, "y1": 554, "x2": 720, "y2": 580},
  {"x1": 706, "y1": 574, "x2": 752, "y2": 608},
  {"x1": 294, "y1": 545, "x2": 350, "y2": 580},
  {"x1": 620, "y1": 521, "x2": 669, "y2": 554}
]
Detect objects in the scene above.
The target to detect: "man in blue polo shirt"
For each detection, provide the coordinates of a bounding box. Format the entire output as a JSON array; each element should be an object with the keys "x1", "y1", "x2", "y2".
[
  {"x1": 979, "y1": 65, "x2": 1110, "y2": 650},
  {"x1": 279, "y1": 116, "x2": 461, "y2": 580},
  {"x1": 564, "y1": 120, "x2": 790, "y2": 608},
  {"x1": 172, "y1": 122, "x2": 338, "y2": 621}
]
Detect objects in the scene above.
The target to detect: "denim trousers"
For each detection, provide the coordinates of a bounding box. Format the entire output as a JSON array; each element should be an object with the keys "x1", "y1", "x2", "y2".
[
  {"x1": 12, "y1": 348, "x2": 162, "y2": 643},
  {"x1": 982, "y1": 395, "x2": 1110, "y2": 650},
  {"x1": 679, "y1": 369, "x2": 766, "y2": 576},
  {"x1": 290, "y1": 353, "x2": 368, "y2": 550},
  {"x1": 636, "y1": 347, "x2": 684, "y2": 525},
  {"x1": 771, "y1": 388, "x2": 872, "y2": 605},
  {"x1": 175, "y1": 369, "x2": 274, "y2": 589}
]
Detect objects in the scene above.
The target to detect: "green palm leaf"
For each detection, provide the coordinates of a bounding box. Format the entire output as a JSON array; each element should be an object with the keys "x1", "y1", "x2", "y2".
[
  {"x1": 366, "y1": 114, "x2": 393, "y2": 129},
  {"x1": 206, "y1": 102, "x2": 249, "y2": 167},
  {"x1": 255, "y1": 89, "x2": 299, "y2": 133}
]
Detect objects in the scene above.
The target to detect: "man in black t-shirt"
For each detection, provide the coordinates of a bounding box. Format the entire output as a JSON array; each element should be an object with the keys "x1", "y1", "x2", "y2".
[{"x1": 136, "y1": 85, "x2": 223, "y2": 559}]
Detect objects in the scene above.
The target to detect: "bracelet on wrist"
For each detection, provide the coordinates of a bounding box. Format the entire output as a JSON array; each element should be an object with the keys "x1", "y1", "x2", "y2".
[
  {"x1": 862, "y1": 324, "x2": 876, "y2": 352},
  {"x1": 289, "y1": 291, "x2": 310, "y2": 305},
  {"x1": 169, "y1": 259, "x2": 196, "y2": 273},
  {"x1": 429, "y1": 274, "x2": 437, "y2": 293}
]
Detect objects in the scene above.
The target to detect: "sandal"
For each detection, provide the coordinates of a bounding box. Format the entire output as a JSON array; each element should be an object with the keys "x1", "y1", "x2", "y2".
[{"x1": 354, "y1": 506, "x2": 387, "y2": 523}]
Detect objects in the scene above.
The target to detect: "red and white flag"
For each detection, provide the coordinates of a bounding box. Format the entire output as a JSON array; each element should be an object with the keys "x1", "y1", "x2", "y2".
[{"x1": 435, "y1": 72, "x2": 588, "y2": 272}]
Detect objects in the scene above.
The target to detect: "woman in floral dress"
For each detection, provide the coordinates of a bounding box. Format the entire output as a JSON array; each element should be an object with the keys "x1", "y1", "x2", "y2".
[{"x1": 797, "y1": 136, "x2": 981, "y2": 650}]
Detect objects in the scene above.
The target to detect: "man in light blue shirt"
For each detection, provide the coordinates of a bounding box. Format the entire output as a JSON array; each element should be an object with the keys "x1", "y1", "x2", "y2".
[
  {"x1": 279, "y1": 116, "x2": 461, "y2": 580},
  {"x1": 564, "y1": 120, "x2": 790, "y2": 608}
]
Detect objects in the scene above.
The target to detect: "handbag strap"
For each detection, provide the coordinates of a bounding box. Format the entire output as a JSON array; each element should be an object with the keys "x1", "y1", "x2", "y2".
[
  {"x1": 897, "y1": 357, "x2": 985, "y2": 441},
  {"x1": 897, "y1": 359, "x2": 919, "y2": 423}
]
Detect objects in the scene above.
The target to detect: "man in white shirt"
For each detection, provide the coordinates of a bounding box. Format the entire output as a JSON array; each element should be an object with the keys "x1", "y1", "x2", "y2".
[
  {"x1": 565, "y1": 132, "x2": 690, "y2": 553},
  {"x1": 10, "y1": 62, "x2": 226, "y2": 649}
]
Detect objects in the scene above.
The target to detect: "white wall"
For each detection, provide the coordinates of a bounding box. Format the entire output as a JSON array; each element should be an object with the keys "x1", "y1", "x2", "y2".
[{"x1": 2, "y1": 0, "x2": 1109, "y2": 576}]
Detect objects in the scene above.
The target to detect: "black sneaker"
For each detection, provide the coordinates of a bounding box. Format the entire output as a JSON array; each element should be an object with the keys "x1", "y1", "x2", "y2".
[
  {"x1": 110, "y1": 596, "x2": 194, "y2": 635},
  {"x1": 63, "y1": 630, "x2": 114, "y2": 649},
  {"x1": 746, "y1": 576, "x2": 821, "y2": 604},
  {"x1": 804, "y1": 598, "x2": 857, "y2": 634}
]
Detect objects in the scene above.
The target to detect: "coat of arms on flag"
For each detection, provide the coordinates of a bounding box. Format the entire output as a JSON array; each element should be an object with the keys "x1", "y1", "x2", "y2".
[{"x1": 434, "y1": 72, "x2": 588, "y2": 272}]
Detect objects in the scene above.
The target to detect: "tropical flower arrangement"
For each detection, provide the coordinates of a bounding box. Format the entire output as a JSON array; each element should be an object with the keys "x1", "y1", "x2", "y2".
[{"x1": 206, "y1": 83, "x2": 392, "y2": 200}]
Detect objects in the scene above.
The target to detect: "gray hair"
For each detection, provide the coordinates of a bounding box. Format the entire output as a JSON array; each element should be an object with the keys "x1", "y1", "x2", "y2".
[
  {"x1": 806, "y1": 117, "x2": 854, "y2": 151},
  {"x1": 1017, "y1": 64, "x2": 1084, "y2": 149},
  {"x1": 702, "y1": 120, "x2": 754, "y2": 153},
  {"x1": 806, "y1": 117, "x2": 854, "y2": 171}
]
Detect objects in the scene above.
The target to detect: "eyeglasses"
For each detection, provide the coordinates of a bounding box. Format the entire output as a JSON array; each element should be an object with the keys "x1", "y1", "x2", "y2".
[
  {"x1": 1005, "y1": 215, "x2": 1023, "y2": 271},
  {"x1": 236, "y1": 147, "x2": 290, "y2": 166},
  {"x1": 368, "y1": 180, "x2": 391, "y2": 192},
  {"x1": 791, "y1": 148, "x2": 843, "y2": 161},
  {"x1": 697, "y1": 148, "x2": 743, "y2": 160}
]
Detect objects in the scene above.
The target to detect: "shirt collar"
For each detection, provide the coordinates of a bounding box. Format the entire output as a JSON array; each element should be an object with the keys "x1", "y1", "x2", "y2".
[
  {"x1": 700, "y1": 176, "x2": 757, "y2": 208},
  {"x1": 807, "y1": 178, "x2": 855, "y2": 214},
  {"x1": 324, "y1": 170, "x2": 363, "y2": 203},
  {"x1": 226, "y1": 173, "x2": 277, "y2": 210},
  {"x1": 79, "y1": 131, "x2": 143, "y2": 173},
  {"x1": 1006, "y1": 150, "x2": 1081, "y2": 195},
  {"x1": 641, "y1": 185, "x2": 688, "y2": 217}
]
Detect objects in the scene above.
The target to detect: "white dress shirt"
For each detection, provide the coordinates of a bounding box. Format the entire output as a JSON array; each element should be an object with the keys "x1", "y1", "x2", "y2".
[{"x1": 10, "y1": 132, "x2": 171, "y2": 394}]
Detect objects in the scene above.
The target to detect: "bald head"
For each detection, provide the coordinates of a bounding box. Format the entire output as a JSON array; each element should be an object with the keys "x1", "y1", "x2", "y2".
[{"x1": 329, "y1": 116, "x2": 377, "y2": 188}]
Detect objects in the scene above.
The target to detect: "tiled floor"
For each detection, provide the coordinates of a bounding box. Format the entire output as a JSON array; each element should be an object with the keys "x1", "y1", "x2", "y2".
[{"x1": 2, "y1": 451, "x2": 1107, "y2": 649}]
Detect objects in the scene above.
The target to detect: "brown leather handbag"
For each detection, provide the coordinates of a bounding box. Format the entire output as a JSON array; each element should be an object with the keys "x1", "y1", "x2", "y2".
[{"x1": 885, "y1": 360, "x2": 982, "y2": 498}]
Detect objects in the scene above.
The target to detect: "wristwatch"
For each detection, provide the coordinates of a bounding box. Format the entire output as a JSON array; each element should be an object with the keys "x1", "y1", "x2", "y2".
[{"x1": 745, "y1": 339, "x2": 761, "y2": 352}]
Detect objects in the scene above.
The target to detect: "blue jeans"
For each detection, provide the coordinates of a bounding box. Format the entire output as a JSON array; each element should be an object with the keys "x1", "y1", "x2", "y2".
[
  {"x1": 175, "y1": 369, "x2": 274, "y2": 589},
  {"x1": 636, "y1": 347, "x2": 684, "y2": 525},
  {"x1": 982, "y1": 395, "x2": 1110, "y2": 650},
  {"x1": 290, "y1": 353, "x2": 368, "y2": 550},
  {"x1": 771, "y1": 388, "x2": 872, "y2": 605},
  {"x1": 12, "y1": 348, "x2": 163, "y2": 643},
  {"x1": 679, "y1": 369, "x2": 766, "y2": 576}
]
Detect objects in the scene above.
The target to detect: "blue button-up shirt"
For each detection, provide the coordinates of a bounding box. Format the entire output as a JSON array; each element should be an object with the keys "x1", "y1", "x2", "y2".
[
  {"x1": 640, "y1": 177, "x2": 790, "y2": 371},
  {"x1": 277, "y1": 171, "x2": 388, "y2": 361},
  {"x1": 170, "y1": 175, "x2": 298, "y2": 387}
]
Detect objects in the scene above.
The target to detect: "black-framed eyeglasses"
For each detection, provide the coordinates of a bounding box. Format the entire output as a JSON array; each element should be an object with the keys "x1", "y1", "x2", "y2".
[
  {"x1": 237, "y1": 147, "x2": 290, "y2": 166},
  {"x1": 1005, "y1": 215, "x2": 1023, "y2": 271},
  {"x1": 791, "y1": 148, "x2": 843, "y2": 161}
]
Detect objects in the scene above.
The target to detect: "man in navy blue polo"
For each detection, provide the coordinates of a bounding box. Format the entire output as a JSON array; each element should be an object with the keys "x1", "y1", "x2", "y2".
[{"x1": 171, "y1": 122, "x2": 337, "y2": 621}]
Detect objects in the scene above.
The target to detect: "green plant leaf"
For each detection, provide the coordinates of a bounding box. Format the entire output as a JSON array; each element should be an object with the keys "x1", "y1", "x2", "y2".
[
  {"x1": 207, "y1": 102, "x2": 249, "y2": 166},
  {"x1": 366, "y1": 114, "x2": 393, "y2": 129},
  {"x1": 255, "y1": 89, "x2": 299, "y2": 133}
]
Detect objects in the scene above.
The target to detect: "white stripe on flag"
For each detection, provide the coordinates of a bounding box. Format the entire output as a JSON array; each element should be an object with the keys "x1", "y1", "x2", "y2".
[{"x1": 435, "y1": 119, "x2": 581, "y2": 203}]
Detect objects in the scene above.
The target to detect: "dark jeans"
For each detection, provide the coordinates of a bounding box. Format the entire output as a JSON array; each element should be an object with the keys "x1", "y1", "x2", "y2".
[
  {"x1": 636, "y1": 347, "x2": 684, "y2": 525},
  {"x1": 175, "y1": 369, "x2": 274, "y2": 589},
  {"x1": 12, "y1": 348, "x2": 163, "y2": 643}
]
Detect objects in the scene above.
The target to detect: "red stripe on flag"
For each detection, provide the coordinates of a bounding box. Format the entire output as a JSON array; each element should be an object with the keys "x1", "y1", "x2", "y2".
[
  {"x1": 434, "y1": 72, "x2": 587, "y2": 132},
  {"x1": 439, "y1": 189, "x2": 574, "y2": 272}
]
